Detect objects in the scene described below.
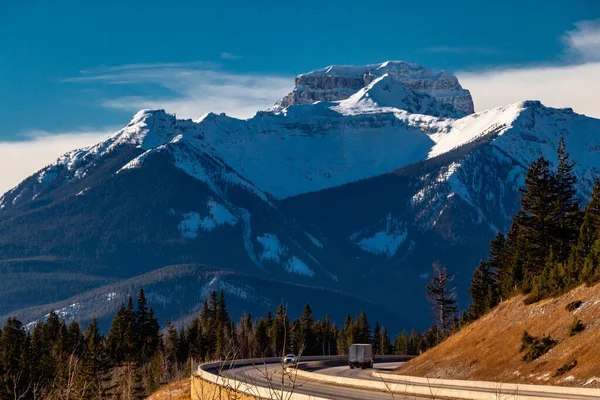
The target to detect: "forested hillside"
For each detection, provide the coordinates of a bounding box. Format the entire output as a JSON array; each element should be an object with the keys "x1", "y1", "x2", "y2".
[
  {"x1": 0, "y1": 290, "x2": 436, "y2": 399},
  {"x1": 398, "y1": 138, "x2": 600, "y2": 384}
]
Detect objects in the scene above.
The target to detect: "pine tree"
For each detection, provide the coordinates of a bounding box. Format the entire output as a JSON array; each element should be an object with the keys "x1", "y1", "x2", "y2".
[
  {"x1": 515, "y1": 156, "x2": 559, "y2": 278},
  {"x1": 355, "y1": 310, "x2": 371, "y2": 344},
  {"x1": 107, "y1": 303, "x2": 127, "y2": 364},
  {"x1": 269, "y1": 304, "x2": 289, "y2": 357},
  {"x1": 497, "y1": 223, "x2": 524, "y2": 295},
  {"x1": 372, "y1": 323, "x2": 381, "y2": 354},
  {"x1": 426, "y1": 263, "x2": 457, "y2": 337},
  {"x1": 77, "y1": 318, "x2": 112, "y2": 399},
  {"x1": 393, "y1": 330, "x2": 409, "y2": 355},
  {"x1": 571, "y1": 179, "x2": 600, "y2": 276},
  {"x1": 253, "y1": 319, "x2": 270, "y2": 358},
  {"x1": 124, "y1": 296, "x2": 138, "y2": 362},
  {"x1": 300, "y1": 304, "x2": 315, "y2": 355},
  {"x1": 468, "y1": 260, "x2": 498, "y2": 320},
  {"x1": 553, "y1": 137, "x2": 582, "y2": 265},
  {"x1": 164, "y1": 322, "x2": 180, "y2": 379},
  {"x1": 0, "y1": 318, "x2": 27, "y2": 400},
  {"x1": 378, "y1": 326, "x2": 391, "y2": 355}
]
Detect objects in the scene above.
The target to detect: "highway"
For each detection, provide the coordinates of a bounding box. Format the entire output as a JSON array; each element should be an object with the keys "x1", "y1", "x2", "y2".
[
  {"x1": 221, "y1": 361, "x2": 421, "y2": 400},
  {"x1": 215, "y1": 360, "x2": 600, "y2": 400}
]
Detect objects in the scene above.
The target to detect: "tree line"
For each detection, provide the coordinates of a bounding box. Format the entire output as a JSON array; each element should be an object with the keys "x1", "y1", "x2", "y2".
[
  {"x1": 0, "y1": 289, "x2": 438, "y2": 400},
  {"x1": 467, "y1": 137, "x2": 600, "y2": 320}
]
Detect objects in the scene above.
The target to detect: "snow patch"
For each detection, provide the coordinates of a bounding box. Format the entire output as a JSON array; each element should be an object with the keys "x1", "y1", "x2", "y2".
[
  {"x1": 178, "y1": 212, "x2": 202, "y2": 238},
  {"x1": 76, "y1": 187, "x2": 90, "y2": 196},
  {"x1": 354, "y1": 214, "x2": 407, "y2": 258},
  {"x1": 284, "y1": 256, "x2": 314, "y2": 277},
  {"x1": 256, "y1": 233, "x2": 286, "y2": 262},
  {"x1": 105, "y1": 292, "x2": 118, "y2": 301},
  {"x1": 177, "y1": 200, "x2": 237, "y2": 238},
  {"x1": 584, "y1": 377, "x2": 600, "y2": 386},
  {"x1": 305, "y1": 233, "x2": 324, "y2": 248},
  {"x1": 38, "y1": 168, "x2": 58, "y2": 185}
]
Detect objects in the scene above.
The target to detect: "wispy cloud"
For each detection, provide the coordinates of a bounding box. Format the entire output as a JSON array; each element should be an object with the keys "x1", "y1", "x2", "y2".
[
  {"x1": 63, "y1": 62, "x2": 291, "y2": 119},
  {"x1": 457, "y1": 19, "x2": 600, "y2": 119},
  {"x1": 423, "y1": 46, "x2": 502, "y2": 56},
  {"x1": 0, "y1": 128, "x2": 115, "y2": 195},
  {"x1": 220, "y1": 52, "x2": 243, "y2": 60},
  {"x1": 563, "y1": 19, "x2": 600, "y2": 61}
]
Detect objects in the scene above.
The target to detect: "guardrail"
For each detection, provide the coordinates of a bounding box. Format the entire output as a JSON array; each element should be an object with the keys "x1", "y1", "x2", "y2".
[
  {"x1": 193, "y1": 355, "x2": 600, "y2": 400},
  {"x1": 193, "y1": 356, "x2": 340, "y2": 400},
  {"x1": 372, "y1": 371, "x2": 600, "y2": 399},
  {"x1": 289, "y1": 362, "x2": 600, "y2": 400}
]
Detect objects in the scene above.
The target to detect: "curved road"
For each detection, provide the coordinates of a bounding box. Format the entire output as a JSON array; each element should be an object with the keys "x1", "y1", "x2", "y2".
[
  {"x1": 223, "y1": 362, "x2": 418, "y2": 400},
  {"x1": 220, "y1": 361, "x2": 600, "y2": 400}
]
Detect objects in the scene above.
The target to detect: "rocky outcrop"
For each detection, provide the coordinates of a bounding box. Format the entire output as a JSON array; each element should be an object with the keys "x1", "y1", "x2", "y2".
[{"x1": 273, "y1": 61, "x2": 475, "y2": 115}]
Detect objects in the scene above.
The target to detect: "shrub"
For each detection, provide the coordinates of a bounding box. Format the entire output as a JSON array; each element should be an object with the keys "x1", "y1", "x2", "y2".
[
  {"x1": 520, "y1": 331, "x2": 535, "y2": 352},
  {"x1": 567, "y1": 317, "x2": 585, "y2": 337},
  {"x1": 565, "y1": 300, "x2": 583, "y2": 312},
  {"x1": 554, "y1": 360, "x2": 578, "y2": 377},
  {"x1": 520, "y1": 332, "x2": 558, "y2": 362}
]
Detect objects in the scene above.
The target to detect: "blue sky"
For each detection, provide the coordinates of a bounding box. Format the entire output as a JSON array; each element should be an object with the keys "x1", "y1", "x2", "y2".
[{"x1": 1, "y1": 0, "x2": 600, "y2": 191}]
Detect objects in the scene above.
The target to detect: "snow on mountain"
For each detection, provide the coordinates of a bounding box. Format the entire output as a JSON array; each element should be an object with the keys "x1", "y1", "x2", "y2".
[
  {"x1": 273, "y1": 60, "x2": 474, "y2": 115},
  {"x1": 334, "y1": 74, "x2": 463, "y2": 118},
  {"x1": 4, "y1": 60, "x2": 600, "y2": 331}
]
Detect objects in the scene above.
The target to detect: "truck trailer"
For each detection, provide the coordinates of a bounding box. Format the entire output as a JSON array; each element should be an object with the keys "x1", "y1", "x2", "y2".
[{"x1": 348, "y1": 343, "x2": 373, "y2": 369}]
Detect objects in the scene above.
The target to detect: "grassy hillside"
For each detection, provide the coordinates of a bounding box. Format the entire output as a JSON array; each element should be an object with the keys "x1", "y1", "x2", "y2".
[
  {"x1": 147, "y1": 378, "x2": 190, "y2": 400},
  {"x1": 397, "y1": 283, "x2": 600, "y2": 387}
]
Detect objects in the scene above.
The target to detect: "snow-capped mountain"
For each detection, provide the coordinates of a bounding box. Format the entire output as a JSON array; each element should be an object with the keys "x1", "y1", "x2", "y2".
[{"x1": 2, "y1": 61, "x2": 600, "y2": 330}]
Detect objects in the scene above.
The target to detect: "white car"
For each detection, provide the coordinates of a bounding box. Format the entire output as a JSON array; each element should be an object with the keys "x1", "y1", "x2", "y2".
[{"x1": 283, "y1": 354, "x2": 297, "y2": 365}]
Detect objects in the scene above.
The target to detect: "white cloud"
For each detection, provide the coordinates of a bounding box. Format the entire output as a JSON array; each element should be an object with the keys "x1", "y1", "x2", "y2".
[
  {"x1": 64, "y1": 62, "x2": 292, "y2": 119},
  {"x1": 459, "y1": 62, "x2": 600, "y2": 118},
  {"x1": 457, "y1": 20, "x2": 600, "y2": 119},
  {"x1": 563, "y1": 19, "x2": 600, "y2": 61},
  {"x1": 220, "y1": 52, "x2": 242, "y2": 60},
  {"x1": 0, "y1": 129, "x2": 114, "y2": 195}
]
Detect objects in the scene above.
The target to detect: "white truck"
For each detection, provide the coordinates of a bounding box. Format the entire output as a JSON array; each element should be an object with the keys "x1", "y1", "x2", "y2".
[{"x1": 348, "y1": 343, "x2": 373, "y2": 369}]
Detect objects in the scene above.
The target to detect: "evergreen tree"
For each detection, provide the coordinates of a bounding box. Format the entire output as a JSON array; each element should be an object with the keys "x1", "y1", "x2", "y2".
[
  {"x1": 269, "y1": 304, "x2": 289, "y2": 357},
  {"x1": 426, "y1": 264, "x2": 457, "y2": 337},
  {"x1": 300, "y1": 304, "x2": 315, "y2": 355},
  {"x1": 107, "y1": 303, "x2": 127, "y2": 364},
  {"x1": 0, "y1": 318, "x2": 27, "y2": 400},
  {"x1": 515, "y1": 156, "x2": 559, "y2": 279},
  {"x1": 355, "y1": 310, "x2": 371, "y2": 344},
  {"x1": 553, "y1": 137, "x2": 582, "y2": 265},
  {"x1": 164, "y1": 322, "x2": 180, "y2": 378},
  {"x1": 378, "y1": 326, "x2": 391, "y2": 355},
  {"x1": 571, "y1": 179, "x2": 600, "y2": 276},
  {"x1": 372, "y1": 323, "x2": 381, "y2": 354},
  {"x1": 393, "y1": 330, "x2": 409, "y2": 355},
  {"x1": 253, "y1": 319, "x2": 270, "y2": 358},
  {"x1": 77, "y1": 318, "x2": 112, "y2": 399},
  {"x1": 467, "y1": 260, "x2": 498, "y2": 320}
]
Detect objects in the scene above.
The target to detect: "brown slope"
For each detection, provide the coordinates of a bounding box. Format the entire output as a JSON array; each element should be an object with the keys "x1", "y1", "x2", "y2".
[{"x1": 396, "y1": 283, "x2": 600, "y2": 387}]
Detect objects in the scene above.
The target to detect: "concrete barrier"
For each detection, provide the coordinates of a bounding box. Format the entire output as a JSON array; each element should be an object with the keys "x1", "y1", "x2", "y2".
[
  {"x1": 193, "y1": 357, "x2": 335, "y2": 400},
  {"x1": 373, "y1": 371, "x2": 600, "y2": 398},
  {"x1": 193, "y1": 355, "x2": 600, "y2": 399},
  {"x1": 290, "y1": 366, "x2": 600, "y2": 399}
]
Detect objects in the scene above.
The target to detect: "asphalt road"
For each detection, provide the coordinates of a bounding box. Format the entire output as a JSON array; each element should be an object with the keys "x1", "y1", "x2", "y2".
[
  {"x1": 223, "y1": 361, "x2": 421, "y2": 400},
  {"x1": 220, "y1": 361, "x2": 600, "y2": 400}
]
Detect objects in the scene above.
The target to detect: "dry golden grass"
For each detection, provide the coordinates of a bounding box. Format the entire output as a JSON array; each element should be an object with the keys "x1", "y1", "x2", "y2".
[
  {"x1": 397, "y1": 283, "x2": 600, "y2": 387},
  {"x1": 147, "y1": 378, "x2": 190, "y2": 400}
]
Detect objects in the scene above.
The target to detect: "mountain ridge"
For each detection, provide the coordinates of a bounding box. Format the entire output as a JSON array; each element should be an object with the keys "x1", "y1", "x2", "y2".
[{"x1": 2, "y1": 61, "x2": 600, "y2": 331}]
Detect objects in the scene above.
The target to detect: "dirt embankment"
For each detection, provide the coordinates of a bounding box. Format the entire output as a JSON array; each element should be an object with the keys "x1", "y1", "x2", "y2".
[
  {"x1": 397, "y1": 284, "x2": 600, "y2": 387},
  {"x1": 147, "y1": 378, "x2": 190, "y2": 400}
]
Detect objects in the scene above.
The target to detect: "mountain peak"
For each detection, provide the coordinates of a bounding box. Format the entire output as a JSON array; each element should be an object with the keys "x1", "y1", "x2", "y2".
[
  {"x1": 273, "y1": 61, "x2": 474, "y2": 115},
  {"x1": 335, "y1": 74, "x2": 465, "y2": 118}
]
